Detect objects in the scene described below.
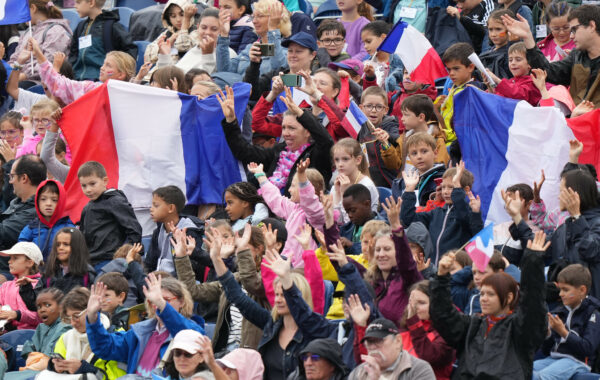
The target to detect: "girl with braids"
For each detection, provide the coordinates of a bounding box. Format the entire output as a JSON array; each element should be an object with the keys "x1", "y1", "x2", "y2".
[
  {"x1": 224, "y1": 181, "x2": 269, "y2": 232},
  {"x1": 537, "y1": 1, "x2": 576, "y2": 62},
  {"x1": 8, "y1": 0, "x2": 72, "y2": 83}
]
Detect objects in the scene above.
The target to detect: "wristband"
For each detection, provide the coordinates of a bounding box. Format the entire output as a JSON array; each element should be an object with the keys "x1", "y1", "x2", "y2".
[
  {"x1": 392, "y1": 225, "x2": 403, "y2": 234},
  {"x1": 381, "y1": 142, "x2": 390, "y2": 150},
  {"x1": 254, "y1": 172, "x2": 266, "y2": 178},
  {"x1": 11, "y1": 63, "x2": 22, "y2": 71}
]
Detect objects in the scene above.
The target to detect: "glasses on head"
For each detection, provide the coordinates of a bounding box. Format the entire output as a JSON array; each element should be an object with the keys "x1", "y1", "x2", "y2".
[
  {"x1": 319, "y1": 38, "x2": 344, "y2": 46},
  {"x1": 173, "y1": 349, "x2": 194, "y2": 358},
  {"x1": 31, "y1": 118, "x2": 52, "y2": 126},
  {"x1": 363, "y1": 104, "x2": 386, "y2": 112},
  {"x1": 63, "y1": 309, "x2": 86, "y2": 323},
  {"x1": 301, "y1": 354, "x2": 322, "y2": 362},
  {"x1": 570, "y1": 24, "x2": 582, "y2": 34},
  {"x1": 550, "y1": 25, "x2": 571, "y2": 33},
  {"x1": 0, "y1": 129, "x2": 19, "y2": 137}
]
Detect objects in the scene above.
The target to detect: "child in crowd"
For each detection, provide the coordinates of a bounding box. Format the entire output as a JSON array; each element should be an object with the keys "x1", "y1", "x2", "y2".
[
  {"x1": 314, "y1": 20, "x2": 350, "y2": 69},
  {"x1": 0, "y1": 242, "x2": 43, "y2": 330},
  {"x1": 247, "y1": 158, "x2": 325, "y2": 267},
  {"x1": 224, "y1": 181, "x2": 269, "y2": 232},
  {"x1": 332, "y1": 138, "x2": 379, "y2": 223},
  {"x1": 537, "y1": 1, "x2": 575, "y2": 62},
  {"x1": 361, "y1": 21, "x2": 403, "y2": 92},
  {"x1": 480, "y1": 9, "x2": 514, "y2": 79},
  {"x1": 439, "y1": 42, "x2": 485, "y2": 144},
  {"x1": 98, "y1": 243, "x2": 145, "y2": 307},
  {"x1": 358, "y1": 86, "x2": 401, "y2": 187},
  {"x1": 78, "y1": 161, "x2": 142, "y2": 273},
  {"x1": 15, "y1": 289, "x2": 71, "y2": 374},
  {"x1": 406, "y1": 222, "x2": 436, "y2": 279},
  {"x1": 43, "y1": 227, "x2": 95, "y2": 292},
  {"x1": 219, "y1": 0, "x2": 257, "y2": 53},
  {"x1": 339, "y1": 184, "x2": 381, "y2": 254},
  {"x1": 144, "y1": 185, "x2": 204, "y2": 278},
  {"x1": 149, "y1": 65, "x2": 188, "y2": 93},
  {"x1": 96, "y1": 272, "x2": 130, "y2": 330},
  {"x1": 447, "y1": 0, "x2": 495, "y2": 53},
  {"x1": 16, "y1": 99, "x2": 61, "y2": 158},
  {"x1": 535, "y1": 264, "x2": 600, "y2": 379},
  {"x1": 145, "y1": 0, "x2": 198, "y2": 65},
  {"x1": 338, "y1": 0, "x2": 369, "y2": 60},
  {"x1": 48, "y1": 287, "x2": 126, "y2": 379},
  {"x1": 400, "y1": 162, "x2": 484, "y2": 266},
  {"x1": 390, "y1": 132, "x2": 446, "y2": 206},
  {"x1": 388, "y1": 69, "x2": 438, "y2": 125},
  {"x1": 18, "y1": 179, "x2": 74, "y2": 260},
  {"x1": 0, "y1": 111, "x2": 24, "y2": 153},
  {"x1": 69, "y1": 0, "x2": 137, "y2": 81},
  {"x1": 379, "y1": 95, "x2": 449, "y2": 175}
]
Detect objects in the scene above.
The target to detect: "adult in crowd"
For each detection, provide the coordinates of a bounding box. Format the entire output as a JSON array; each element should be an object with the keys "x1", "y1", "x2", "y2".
[{"x1": 287, "y1": 338, "x2": 349, "y2": 380}]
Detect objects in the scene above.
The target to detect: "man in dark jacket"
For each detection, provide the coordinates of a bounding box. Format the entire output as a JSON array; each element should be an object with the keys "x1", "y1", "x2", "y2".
[
  {"x1": 0, "y1": 155, "x2": 46, "y2": 280},
  {"x1": 70, "y1": 6, "x2": 137, "y2": 81},
  {"x1": 288, "y1": 339, "x2": 349, "y2": 380}
]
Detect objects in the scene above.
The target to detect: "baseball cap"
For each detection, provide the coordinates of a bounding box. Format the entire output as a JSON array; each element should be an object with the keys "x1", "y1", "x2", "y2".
[
  {"x1": 0, "y1": 242, "x2": 43, "y2": 265},
  {"x1": 282, "y1": 32, "x2": 318, "y2": 51},
  {"x1": 328, "y1": 59, "x2": 364, "y2": 77},
  {"x1": 171, "y1": 329, "x2": 203, "y2": 354},
  {"x1": 361, "y1": 318, "x2": 399, "y2": 342}
]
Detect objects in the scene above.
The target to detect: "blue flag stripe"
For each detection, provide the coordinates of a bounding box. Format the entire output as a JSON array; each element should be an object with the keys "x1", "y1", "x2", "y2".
[
  {"x1": 377, "y1": 21, "x2": 406, "y2": 53},
  {"x1": 0, "y1": 0, "x2": 30, "y2": 25}
]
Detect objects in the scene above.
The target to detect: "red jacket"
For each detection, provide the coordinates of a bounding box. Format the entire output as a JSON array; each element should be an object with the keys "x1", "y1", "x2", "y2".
[
  {"x1": 401, "y1": 316, "x2": 456, "y2": 380},
  {"x1": 495, "y1": 75, "x2": 542, "y2": 106}
]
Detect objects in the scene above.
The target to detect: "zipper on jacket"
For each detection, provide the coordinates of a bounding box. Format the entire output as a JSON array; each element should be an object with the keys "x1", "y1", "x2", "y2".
[{"x1": 435, "y1": 205, "x2": 453, "y2": 266}]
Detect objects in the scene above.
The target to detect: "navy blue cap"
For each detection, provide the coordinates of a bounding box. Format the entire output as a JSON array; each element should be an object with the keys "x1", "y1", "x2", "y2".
[{"x1": 281, "y1": 31, "x2": 318, "y2": 51}]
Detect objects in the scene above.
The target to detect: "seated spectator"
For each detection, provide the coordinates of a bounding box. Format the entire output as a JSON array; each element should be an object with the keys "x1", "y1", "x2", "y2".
[
  {"x1": 447, "y1": 0, "x2": 495, "y2": 53},
  {"x1": 39, "y1": 112, "x2": 69, "y2": 183},
  {"x1": 219, "y1": 0, "x2": 257, "y2": 54},
  {"x1": 223, "y1": 181, "x2": 269, "y2": 232},
  {"x1": 287, "y1": 339, "x2": 349, "y2": 380},
  {"x1": 480, "y1": 9, "x2": 514, "y2": 80},
  {"x1": 94, "y1": 272, "x2": 130, "y2": 330},
  {"x1": 338, "y1": 184, "x2": 382, "y2": 255},
  {"x1": 537, "y1": 1, "x2": 575, "y2": 62},
  {"x1": 149, "y1": 65, "x2": 188, "y2": 93},
  {"x1": 338, "y1": 0, "x2": 369, "y2": 60},
  {"x1": 215, "y1": 348, "x2": 265, "y2": 379},
  {"x1": 98, "y1": 244, "x2": 145, "y2": 307},
  {"x1": 313, "y1": 20, "x2": 350, "y2": 69},
  {"x1": 361, "y1": 21, "x2": 403, "y2": 92},
  {"x1": 17, "y1": 99, "x2": 61, "y2": 158}
]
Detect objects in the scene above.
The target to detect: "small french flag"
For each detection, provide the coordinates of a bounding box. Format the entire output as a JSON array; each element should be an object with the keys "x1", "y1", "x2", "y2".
[
  {"x1": 377, "y1": 21, "x2": 447, "y2": 85},
  {"x1": 464, "y1": 223, "x2": 495, "y2": 272},
  {"x1": 342, "y1": 101, "x2": 368, "y2": 139}
]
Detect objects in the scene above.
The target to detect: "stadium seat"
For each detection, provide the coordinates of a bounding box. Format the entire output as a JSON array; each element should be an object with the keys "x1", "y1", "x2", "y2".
[
  {"x1": 298, "y1": 0, "x2": 313, "y2": 17},
  {"x1": 113, "y1": 6, "x2": 135, "y2": 30},
  {"x1": 134, "y1": 40, "x2": 150, "y2": 71},
  {"x1": 573, "y1": 374, "x2": 600, "y2": 380},
  {"x1": 28, "y1": 85, "x2": 45, "y2": 95},
  {"x1": 115, "y1": 0, "x2": 156, "y2": 11},
  {"x1": 141, "y1": 235, "x2": 152, "y2": 253},
  {"x1": 204, "y1": 323, "x2": 216, "y2": 339},
  {"x1": 62, "y1": 8, "x2": 83, "y2": 32},
  {"x1": 1, "y1": 329, "x2": 35, "y2": 370},
  {"x1": 377, "y1": 186, "x2": 392, "y2": 202},
  {"x1": 313, "y1": 0, "x2": 341, "y2": 25}
]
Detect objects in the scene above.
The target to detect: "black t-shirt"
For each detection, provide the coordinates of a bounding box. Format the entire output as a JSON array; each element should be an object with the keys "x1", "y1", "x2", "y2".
[
  {"x1": 262, "y1": 339, "x2": 285, "y2": 380},
  {"x1": 464, "y1": 0, "x2": 496, "y2": 25}
]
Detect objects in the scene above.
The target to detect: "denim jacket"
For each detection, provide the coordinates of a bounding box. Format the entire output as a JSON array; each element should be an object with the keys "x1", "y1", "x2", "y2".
[{"x1": 216, "y1": 30, "x2": 288, "y2": 76}]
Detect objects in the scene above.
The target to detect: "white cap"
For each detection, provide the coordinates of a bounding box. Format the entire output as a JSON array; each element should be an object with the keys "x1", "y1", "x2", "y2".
[
  {"x1": 0, "y1": 242, "x2": 43, "y2": 265},
  {"x1": 171, "y1": 329, "x2": 204, "y2": 354}
]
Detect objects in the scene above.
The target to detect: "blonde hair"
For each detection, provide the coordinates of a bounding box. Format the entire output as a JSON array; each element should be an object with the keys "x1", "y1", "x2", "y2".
[
  {"x1": 106, "y1": 51, "x2": 136, "y2": 81},
  {"x1": 303, "y1": 168, "x2": 325, "y2": 196},
  {"x1": 361, "y1": 220, "x2": 388, "y2": 239},
  {"x1": 30, "y1": 98, "x2": 60, "y2": 116},
  {"x1": 252, "y1": 0, "x2": 292, "y2": 37},
  {"x1": 271, "y1": 273, "x2": 313, "y2": 320},
  {"x1": 365, "y1": 227, "x2": 393, "y2": 283},
  {"x1": 405, "y1": 131, "x2": 437, "y2": 151},
  {"x1": 145, "y1": 277, "x2": 194, "y2": 318},
  {"x1": 332, "y1": 138, "x2": 369, "y2": 176},
  {"x1": 191, "y1": 80, "x2": 221, "y2": 96}
]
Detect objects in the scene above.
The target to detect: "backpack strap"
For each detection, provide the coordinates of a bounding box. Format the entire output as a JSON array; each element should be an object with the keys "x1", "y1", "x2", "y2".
[
  {"x1": 103, "y1": 19, "x2": 115, "y2": 53},
  {"x1": 41, "y1": 22, "x2": 72, "y2": 45}
]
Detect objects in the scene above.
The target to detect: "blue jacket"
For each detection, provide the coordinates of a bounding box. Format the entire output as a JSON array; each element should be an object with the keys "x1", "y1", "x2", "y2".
[
  {"x1": 18, "y1": 216, "x2": 74, "y2": 260},
  {"x1": 228, "y1": 15, "x2": 258, "y2": 54},
  {"x1": 401, "y1": 188, "x2": 484, "y2": 266},
  {"x1": 216, "y1": 30, "x2": 288, "y2": 76},
  {"x1": 86, "y1": 303, "x2": 205, "y2": 374},
  {"x1": 542, "y1": 296, "x2": 600, "y2": 364}
]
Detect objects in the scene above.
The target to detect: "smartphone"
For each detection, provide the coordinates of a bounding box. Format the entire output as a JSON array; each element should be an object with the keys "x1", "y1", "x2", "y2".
[
  {"x1": 258, "y1": 43, "x2": 274, "y2": 56},
  {"x1": 50, "y1": 353, "x2": 64, "y2": 360},
  {"x1": 281, "y1": 74, "x2": 302, "y2": 87}
]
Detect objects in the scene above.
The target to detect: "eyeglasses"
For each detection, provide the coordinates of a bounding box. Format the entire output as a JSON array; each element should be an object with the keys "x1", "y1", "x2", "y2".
[
  {"x1": 570, "y1": 24, "x2": 582, "y2": 34},
  {"x1": 362, "y1": 104, "x2": 386, "y2": 112},
  {"x1": 0, "y1": 129, "x2": 19, "y2": 137},
  {"x1": 173, "y1": 349, "x2": 194, "y2": 358},
  {"x1": 319, "y1": 38, "x2": 344, "y2": 45},
  {"x1": 550, "y1": 25, "x2": 571, "y2": 33},
  {"x1": 8, "y1": 173, "x2": 19, "y2": 181},
  {"x1": 301, "y1": 354, "x2": 322, "y2": 362},
  {"x1": 63, "y1": 309, "x2": 86, "y2": 323},
  {"x1": 163, "y1": 296, "x2": 178, "y2": 302},
  {"x1": 31, "y1": 118, "x2": 52, "y2": 126}
]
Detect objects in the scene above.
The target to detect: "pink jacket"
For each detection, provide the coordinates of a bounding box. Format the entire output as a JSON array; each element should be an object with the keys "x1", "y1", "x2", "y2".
[
  {"x1": 0, "y1": 274, "x2": 41, "y2": 330},
  {"x1": 16, "y1": 131, "x2": 73, "y2": 164},
  {"x1": 258, "y1": 180, "x2": 325, "y2": 267},
  {"x1": 39, "y1": 60, "x2": 101, "y2": 105}
]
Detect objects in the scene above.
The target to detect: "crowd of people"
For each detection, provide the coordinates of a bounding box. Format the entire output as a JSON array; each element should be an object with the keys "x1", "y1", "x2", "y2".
[{"x1": 0, "y1": 0, "x2": 598, "y2": 378}]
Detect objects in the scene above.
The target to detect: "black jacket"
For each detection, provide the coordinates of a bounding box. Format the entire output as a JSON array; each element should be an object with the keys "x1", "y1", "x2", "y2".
[
  {"x1": 0, "y1": 195, "x2": 36, "y2": 273},
  {"x1": 43, "y1": 264, "x2": 96, "y2": 293},
  {"x1": 392, "y1": 163, "x2": 446, "y2": 206},
  {"x1": 358, "y1": 115, "x2": 400, "y2": 187},
  {"x1": 222, "y1": 110, "x2": 334, "y2": 196},
  {"x1": 80, "y1": 189, "x2": 142, "y2": 265},
  {"x1": 430, "y1": 248, "x2": 547, "y2": 380},
  {"x1": 287, "y1": 338, "x2": 348, "y2": 380},
  {"x1": 480, "y1": 43, "x2": 512, "y2": 79}
]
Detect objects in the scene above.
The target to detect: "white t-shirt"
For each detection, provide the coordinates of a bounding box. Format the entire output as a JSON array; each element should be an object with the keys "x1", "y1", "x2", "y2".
[
  {"x1": 13, "y1": 90, "x2": 47, "y2": 115},
  {"x1": 333, "y1": 174, "x2": 380, "y2": 225}
]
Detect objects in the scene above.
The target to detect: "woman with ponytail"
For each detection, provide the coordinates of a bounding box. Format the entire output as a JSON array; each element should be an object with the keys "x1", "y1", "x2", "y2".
[{"x1": 8, "y1": 0, "x2": 72, "y2": 83}]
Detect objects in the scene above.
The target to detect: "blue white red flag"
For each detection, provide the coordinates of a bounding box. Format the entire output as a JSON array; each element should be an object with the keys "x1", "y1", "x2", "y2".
[
  {"x1": 465, "y1": 223, "x2": 494, "y2": 272},
  {"x1": 0, "y1": 0, "x2": 30, "y2": 25},
  {"x1": 342, "y1": 101, "x2": 368, "y2": 138}
]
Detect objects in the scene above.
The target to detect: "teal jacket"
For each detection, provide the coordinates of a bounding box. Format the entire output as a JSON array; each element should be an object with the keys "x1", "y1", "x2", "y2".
[{"x1": 21, "y1": 319, "x2": 71, "y2": 358}]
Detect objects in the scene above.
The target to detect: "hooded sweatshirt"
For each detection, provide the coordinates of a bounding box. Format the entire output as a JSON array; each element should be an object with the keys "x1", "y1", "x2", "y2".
[
  {"x1": 287, "y1": 338, "x2": 348, "y2": 380},
  {"x1": 18, "y1": 179, "x2": 75, "y2": 261}
]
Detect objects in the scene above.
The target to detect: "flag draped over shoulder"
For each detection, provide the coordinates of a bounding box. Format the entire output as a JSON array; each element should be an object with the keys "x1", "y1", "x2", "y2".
[
  {"x1": 453, "y1": 87, "x2": 573, "y2": 224},
  {"x1": 0, "y1": 0, "x2": 30, "y2": 25},
  {"x1": 59, "y1": 80, "x2": 249, "y2": 222}
]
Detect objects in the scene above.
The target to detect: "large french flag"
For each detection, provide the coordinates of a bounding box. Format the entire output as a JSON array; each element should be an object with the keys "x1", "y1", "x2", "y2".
[
  {"x1": 378, "y1": 21, "x2": 447, "y2": 85},
  {"x1": 454, "y1": 88, "x2": 574, "y2": 224},
  {"x1": 342, "y1": 101, "x2": 368, "y2": 138},
  {"x1": 59, "y1": 80, "x2": 250, "y2": 223}
]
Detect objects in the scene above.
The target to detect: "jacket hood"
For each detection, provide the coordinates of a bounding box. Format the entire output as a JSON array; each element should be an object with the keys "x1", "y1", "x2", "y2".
[
  {"x1": 298, "y1": 338, "x2": 348, "y2": 376},
  {"x1": 94, "y1": 188, "x2": 126, "y2": 202},
  {"x1": 406, "y1": 222, "x2": 434, "y2": 260},
  {"x1": 583, "y1": 206, "x2": 600, "y2": 220},
  {"x1": 98, "y1": 258, "x2": 127, "y2": 276},
  {"x1": 35, "y1": 179, "x2": 68, "y2": 228},
  {"x1": 233, "y1": 14, "x2": 254, "y2": 28},
  {"x1": 161, "y1": 0, "x2": 192, "y2": 28},
  {"x1": 36, "y1": 18, "x2": 71, "y2": 30},
  {"x1": 97, "y1": 9, "x2": 120, "y2": 21}
]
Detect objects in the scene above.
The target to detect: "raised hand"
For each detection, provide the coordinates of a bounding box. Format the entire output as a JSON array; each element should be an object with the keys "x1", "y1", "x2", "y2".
[
  {"x1": 296, "y1": 158, "x2": 310, "y2": 183},
  {"x1": 196, "y1": 334, "x2": 217, "y2": 367},
  {"x1": 294, "y1": 223, "x2": 313, "y2": 251},
  {"x1": 135, "y1": 61, "x2": 153, "y2": 82},
  {"x1": 297, "y1": 70, "x2": 319, "y2": 99},
  {"x1": 235, "y1": 223, "x2": 252, "y2": 252},
  {"x1": 402, "y1": 170, "x2": 420, "y2": 192},
  {"x1": 249, "y1": 42, "x2": 262, "y2": 63},
  {"x1": 452, "y1": 160, "x2": 465, "y2": 188},
  {"x1": 261, "y1": 223, "x2": 278, "y2": 251},
  {"x1": 437, "y1": 251, "x2": 455, "y2": 276},
  {"x1": 314, "y1": 228, "x2": 327, "y2": 249},
  {"x1": 262, "y1": 248, "x2": 291, "y2": 281},
  {"x1": 468, "y1": 191, "x2": 481, "y2": 213},
  {"x1": 572, "y1": 101, "x2": 595, "y2": 118},
  {"x1": 126, "y1": 242, "x2": 143, "y2": 263},
  {"x1": 327, "y1": 240, "x2": 349, "y2": 267},
  {"x1": 183, "y1": 4, "x2": 197, "y2": 30},
  {"x1": 569, "y1": 139, "x2": 584, "y2": 163},
  {"x1": 320, "y1": 191, "x2": 334, "y2": 228},
  {"x1": 157, "y1": 34, "x2": 174, "y2": 56},
  {"x1": 268, "y1": 2, "x2": 283, "y2": 31},
  {"x1": 247, "y1": 162, "x2": 265, "y2": 174},
  {"x1": 143, "y1": 273, "x2": 166, "y2": 311},
  {"x1": 279, "y1": 86, "x2": 303, "y2": 117},
  {"x1": 52, "y1": 51, "x2": 66, "y2": 72},
  {"x1": 526, "y1": 230, "x2": 551, "y2": 251},
  {"x1": 381, "y1": 196, "x2": 402, "y2": 231},
  {"x1": 266, "y1": 74, "x2": 284, "y2": 101},
  {"x1": 168, "y1": 77, "x2": 179, "y2": 92},
  {"x1": 532, "y1": 169, "x2": 545, "y2": 203},
  {"x1": 216, "y1": 86, "x2": 236, "y2": 123},
  {"x1": 560, "y1": 186, "x2": 581, "y2": 217},
  {"x1": 530, "y1": 68, "x2": 547, "y2": 92},
  {"x1": 186, "y1": 235, "x2": 196, "y2": 256},
  {"x1": 170, "y1": 228, "x2": 187, "y2": 258},
  {"x1": 501, "y1": 189, "x2": 523, "y2": 222},
  {"x1": 29, "y1": 37, "x2": 46, "y2": 63},
  {"x1": 415, "y1": 254, "x2": 431, "y2": 272},
  {"x1": 346, "y1": 293, "x2": 370, "y2": 327},
  {"x1": 372, "y1": 128, "x2": 389, "y2": 144},
  {"x1": 218, "y1": 8, "x2": 231, "y2": 37},
  {"x1": 0, "y1": 140, "x2": 16, "y2": 161},
  {"x1": 501, "y1": 13, "x2": 534, "y2": 44},
  {"x1": 198, "y1": 35, "x2": 216, "y2": 54},
  {"x1": 334, "y1": 174, "x2": 351, "y2": 200},
  {"x1": 87, "y1": 282, "x2": 106, "y2": 322}
]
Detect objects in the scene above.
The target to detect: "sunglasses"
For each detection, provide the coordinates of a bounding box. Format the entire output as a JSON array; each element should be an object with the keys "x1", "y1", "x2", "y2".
[
  {"x1": 173, "y1": 349, "x2": 194, "y2": 358},
  {"x1": 301, "y1": 354, "x2": 322, "y2": 362}
]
